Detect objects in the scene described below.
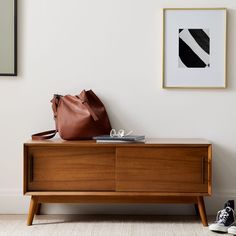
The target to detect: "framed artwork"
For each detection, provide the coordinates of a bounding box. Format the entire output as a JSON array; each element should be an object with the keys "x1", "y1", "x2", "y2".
[{"x1": 162, "y1": 8, "x2": 227, "y2": 88}]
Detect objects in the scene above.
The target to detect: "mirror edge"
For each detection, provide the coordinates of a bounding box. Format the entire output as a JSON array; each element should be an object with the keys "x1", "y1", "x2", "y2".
[{"x1": 0, "y1": 0, "x2": 17, "y2": 76}]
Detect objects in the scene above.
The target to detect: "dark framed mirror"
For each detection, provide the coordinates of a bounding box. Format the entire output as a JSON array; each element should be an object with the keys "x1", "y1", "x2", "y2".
[{"x1": 0, "y1": 0, "x2": 17, "y2": 76}]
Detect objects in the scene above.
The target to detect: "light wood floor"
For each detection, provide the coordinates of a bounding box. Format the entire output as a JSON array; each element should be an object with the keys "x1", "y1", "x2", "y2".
[{"x1": 0, "y1": 215, "x2": 222, "y2": 236}]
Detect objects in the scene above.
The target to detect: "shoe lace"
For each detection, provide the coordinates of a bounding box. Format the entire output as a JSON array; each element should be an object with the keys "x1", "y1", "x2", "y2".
[
  {"x1": 216, "y1": 207, "x2": 235, "y2": 224},
  {"x1": 218, "y1": 209, "x2": 229, "y2": 224}
]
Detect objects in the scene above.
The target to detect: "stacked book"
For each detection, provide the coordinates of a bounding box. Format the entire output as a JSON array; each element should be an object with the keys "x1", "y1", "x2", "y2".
[{"x1": 93, "y1": 135, "x2": 145, "y2": 143}]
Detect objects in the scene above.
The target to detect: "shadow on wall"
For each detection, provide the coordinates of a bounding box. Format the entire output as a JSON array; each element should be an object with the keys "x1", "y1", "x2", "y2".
[
  {"x1": 212, "y1": 142, "x2": 236, "y2": 194},
  {"x1": 40, "y1": 203, "x2": 196, "y2": 216},
  {"x1": 204, "y1": 142, "x2": 236, "y2": 215}
]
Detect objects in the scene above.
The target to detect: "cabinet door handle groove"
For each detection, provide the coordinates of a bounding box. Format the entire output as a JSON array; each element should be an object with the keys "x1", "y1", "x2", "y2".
[
  {"x1": 201, "y1": 157, "x2": 205, "y2": 184},
  {"x1": 29, "y1": 155, "x2": 34, "y2": 182}
]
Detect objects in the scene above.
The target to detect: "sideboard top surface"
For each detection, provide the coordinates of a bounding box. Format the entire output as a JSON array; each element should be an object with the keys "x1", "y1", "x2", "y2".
[{"x1": 24, "y1": 138, "x2": 211, "y2": 147}]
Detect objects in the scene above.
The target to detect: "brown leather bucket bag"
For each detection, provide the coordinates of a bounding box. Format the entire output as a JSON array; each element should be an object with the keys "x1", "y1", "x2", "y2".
[{"x1": 32, "y1": 90, "x2": 112, "y2": 140}]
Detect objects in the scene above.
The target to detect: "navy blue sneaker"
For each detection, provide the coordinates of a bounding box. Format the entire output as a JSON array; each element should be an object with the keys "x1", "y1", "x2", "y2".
[{"x1": 209, "y1": 200, "x2": 235, "y2": 233}]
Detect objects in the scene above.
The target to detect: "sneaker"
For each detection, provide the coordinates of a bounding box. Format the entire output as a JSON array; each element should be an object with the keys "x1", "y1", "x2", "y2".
[
  {"x1": 228, "y1": 222, "x2": 236, "y2": 235},
  {"x1": 225, "y1": 200, "x2": 235, "y2": 210},
  {"x1": 209, "y1": 200, "x2": 235, "y2": 233}
]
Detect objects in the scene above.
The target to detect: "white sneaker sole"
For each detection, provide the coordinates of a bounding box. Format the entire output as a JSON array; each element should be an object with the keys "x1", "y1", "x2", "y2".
[
  {"x1": 228, "y1": 226, "x2": 236, "y2": 235},
  {"x1": 209, "y1": 224, "x2": 228, "y2": 232}
]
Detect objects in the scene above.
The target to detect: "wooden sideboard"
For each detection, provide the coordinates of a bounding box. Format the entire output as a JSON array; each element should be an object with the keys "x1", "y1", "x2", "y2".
[{"x1": 23, "y1": 138, "x2": 212, "y2": 226}]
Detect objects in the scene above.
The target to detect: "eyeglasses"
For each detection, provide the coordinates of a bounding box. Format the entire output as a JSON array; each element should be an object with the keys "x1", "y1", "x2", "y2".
[{"x1": 110, "y1": 129, "x2": 133, "y2": 138}]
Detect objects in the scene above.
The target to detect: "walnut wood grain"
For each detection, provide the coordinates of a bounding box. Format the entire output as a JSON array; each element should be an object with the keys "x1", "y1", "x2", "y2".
[
  {"x1": 197, "y1": 196, "x2": 208, "y2": 226},
  {"x1": 35, "y1": 203, "x2": 41, "y2": 215},
  {"x1": 27, "y1": 147, "x2": 115, "y2": 191},
  {"x1": 116, "y1": 147, "x2": 209, "y2": 193},
  {"x1": 36, "y1": 195, "x2": 198, "y2": 204},
  {"x1": 23, "y1": 139, "x2": 212, "y2": 226},
  {"x1": 25, "y1": 191, "x2": 209, "y2": 197},
  {"x1": 27, "y1": 196, "x2": 38, "y2": 226}
]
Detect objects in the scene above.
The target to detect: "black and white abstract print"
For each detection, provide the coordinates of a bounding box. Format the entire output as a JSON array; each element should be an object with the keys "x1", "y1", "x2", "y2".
[{"x1": 179, "y1": 29, "x2": 210, "y2": 68}]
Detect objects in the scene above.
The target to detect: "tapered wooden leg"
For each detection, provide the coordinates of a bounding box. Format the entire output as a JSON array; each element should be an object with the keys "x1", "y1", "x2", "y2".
[
  {"x1": 36, "y1": 203, "x2": 41, "y2": 215},
  {"x1": 197, "y1": 196, "x2": 208, "y2": 226},
  {"x1": 27, "y1": 196, "x2": 38, "y2": 226}
]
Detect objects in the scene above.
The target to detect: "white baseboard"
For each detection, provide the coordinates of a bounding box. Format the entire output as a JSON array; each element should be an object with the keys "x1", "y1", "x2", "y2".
[
  {"x1": 0, "y1": 189, "x2": 30, "y2": 214},
  {"x1": 1, "y1": 189, "x2": 235, "y2": 215}
]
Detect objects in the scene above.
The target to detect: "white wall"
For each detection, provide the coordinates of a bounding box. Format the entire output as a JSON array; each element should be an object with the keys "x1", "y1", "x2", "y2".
[{"x1": 0, "y1": 0, "x2": 236, "y2": 215}]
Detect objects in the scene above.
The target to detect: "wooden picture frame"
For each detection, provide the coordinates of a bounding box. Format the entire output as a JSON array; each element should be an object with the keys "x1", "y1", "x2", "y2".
[{"x1": 162, "y1": 8, "x2": 227, "y2": 88}]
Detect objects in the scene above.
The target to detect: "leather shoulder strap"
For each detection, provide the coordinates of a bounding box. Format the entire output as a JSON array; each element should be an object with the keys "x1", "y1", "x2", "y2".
[
  {"x1": 77, "y1": 91, "x2": 99, "y2": 121},
  {"x1": 31, "y1": 130, "x2": 57, "y2": 140}
]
